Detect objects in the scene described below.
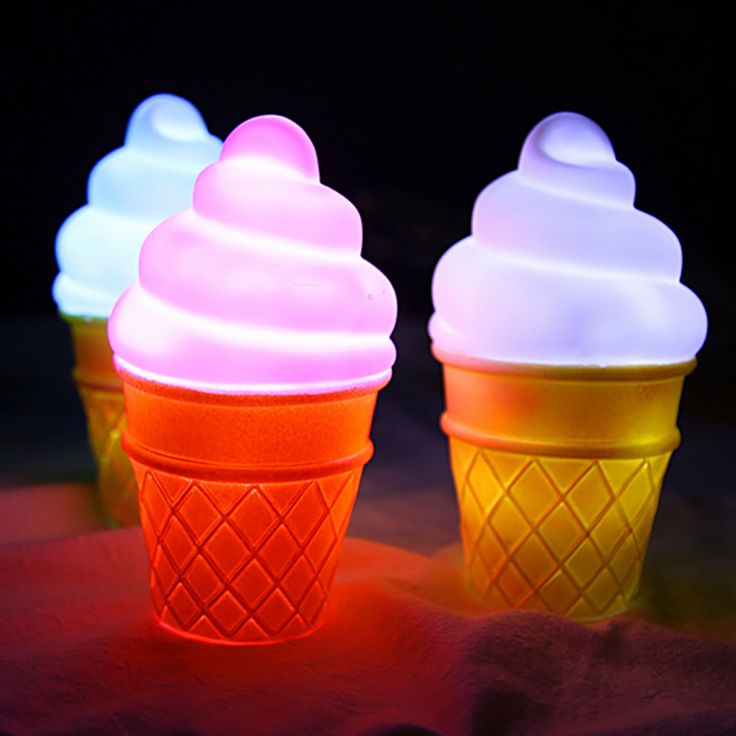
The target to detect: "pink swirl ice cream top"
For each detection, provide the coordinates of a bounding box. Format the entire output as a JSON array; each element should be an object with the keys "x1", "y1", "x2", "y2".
[
  {"x1": 430, "y1": 112, "x2": 707, "y2": 366},
  {"x1": 109, "y1": 115, "x2": 397, "y2": 394}
]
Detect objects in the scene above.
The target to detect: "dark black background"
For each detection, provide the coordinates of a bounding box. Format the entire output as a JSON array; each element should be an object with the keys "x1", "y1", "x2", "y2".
[
  {"x1": 2, "y1": 0, "x2": 735, "y2": 649},
  {"x1": 6, "y1": 3, "x2": 731, "y2": 382}
]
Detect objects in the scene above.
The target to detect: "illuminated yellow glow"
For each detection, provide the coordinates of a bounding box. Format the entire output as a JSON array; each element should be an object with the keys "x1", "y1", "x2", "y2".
[{"x1": 436, "y1": 347, "x2": 693, "y2": 619}]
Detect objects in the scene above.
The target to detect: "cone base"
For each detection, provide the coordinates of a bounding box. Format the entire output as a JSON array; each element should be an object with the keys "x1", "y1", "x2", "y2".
[
  {"x1": 435, "y1": 350, "x2": 690, "y2": 620},
  {"x1": 131, "y1": 460, "x2": 362, "y2": 645},
  {"x1": 156, "y1": 615, "x2": 326, "y2": 647},
  {"x1": 450, "y1": 437, "x2": 670, "y2": 620},
  {"x1": 76, "y1": 384, "x2": 139, "y2": 527},
  {"x1": 64, "y1": 314, "x2": 138, "y2": 527}
]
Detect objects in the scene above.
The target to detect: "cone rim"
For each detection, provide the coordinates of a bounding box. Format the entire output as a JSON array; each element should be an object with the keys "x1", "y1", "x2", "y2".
[
  {"x1": 124, "y1": 434, "x2": 374, "y2": 481},
  {"x1": 60, "y1": 312, "x2": 108, "y2": 326},
  {"x1": 116, "y1": 364, "x2": 388, "y2": 405},
  {"x1": 431, "y1": 344, "x2": 696, "y2": 382},
  {"x1": 444, "y1": 428, "x2": 678, "y2": 459}
]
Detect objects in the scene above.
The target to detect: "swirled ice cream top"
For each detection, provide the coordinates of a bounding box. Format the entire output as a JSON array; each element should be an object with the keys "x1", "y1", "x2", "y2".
[
  {"x1": 109, "y1": 115, "x2": 398, "y2": 394},
  {"x1": 430, "y1": 112, "x2": 707, "y2": 366},
  {"x1": 53, "y1": 94, "x2": 221, "y2": 318}
]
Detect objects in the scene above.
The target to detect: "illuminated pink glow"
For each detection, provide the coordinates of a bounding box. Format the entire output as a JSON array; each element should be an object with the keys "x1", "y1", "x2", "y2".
[
  {"x1": 219, "y1": 115, "x2": 320, "y2": 179},
  {"x1": 109, "y1": 116, "x2": 397, "y2": 393},
  {"x1": 192, "y1": 163, "x2": 362, "y2": 250},
  {"x1": 430, "y1": 112, "x2": 707, "y2": 366}
]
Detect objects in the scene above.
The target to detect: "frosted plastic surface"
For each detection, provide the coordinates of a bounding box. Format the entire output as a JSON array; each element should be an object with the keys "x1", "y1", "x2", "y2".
[
  {"x1": 110, "y1": 115, "x2": 397, "y2": 393},
  {"x1": 54, "y1": 94, "x2": 221, "y2": 317},
  {"x1": 430, "y1": 112, "x2": 707, "y2": 366}
]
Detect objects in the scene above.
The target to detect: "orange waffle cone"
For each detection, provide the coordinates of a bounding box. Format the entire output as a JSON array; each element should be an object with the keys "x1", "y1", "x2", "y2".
[
  {"x1": 65, "y1": 316, "x2": 138, "y2": 527},
  {"x1": 119, "y1": 370, "x2": 383, "y2": 644},
  {"x1": 434, "y1": 347, "x2": 694, "y2": 620}
]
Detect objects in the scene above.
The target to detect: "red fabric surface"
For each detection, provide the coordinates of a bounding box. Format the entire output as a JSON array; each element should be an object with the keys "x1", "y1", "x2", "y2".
[{"x1": 1, "y1": 521, "x2": 735, "y2": 736}]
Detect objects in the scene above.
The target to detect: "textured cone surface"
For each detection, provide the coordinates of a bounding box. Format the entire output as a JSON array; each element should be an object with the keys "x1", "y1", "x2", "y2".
[
  {"x1": 450, "y1": 438, "x2": 670, "y2": 619},
  {"x1": 77, "y1": 385, "x2": 139, "y2": 527},
  {"x1": 131, "y1": 461, "x2": 361, "y2": 644}
]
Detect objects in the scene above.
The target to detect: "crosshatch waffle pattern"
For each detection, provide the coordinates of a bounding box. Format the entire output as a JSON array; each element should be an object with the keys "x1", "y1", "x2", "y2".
[
  {"x1": 449, "y1": 438, "x2": 671, "y2": 620},
  {"x1": 78, "y1": 385, "x2": 139, "y2": 527},
  {"x1": 131, "y1": 461, "x2": 361, "y2": 644}
]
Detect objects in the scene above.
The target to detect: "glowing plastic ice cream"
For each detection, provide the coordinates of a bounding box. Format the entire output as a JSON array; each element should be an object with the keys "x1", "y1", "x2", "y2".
[
  {"x1": 109, "y1": 114, "x2": 397, "y2": 393},
  {"x1": 110, "y1": 115, "x2": 397, "y2": 644},
  {"x1": 54, "y1": 94, "x2": 222, "y2": 318},
  {"x1": 52, "y1": 94, "x2": 220, "y2": 529},
  {"x1": 430, "y1": 112, "x2": 707, "y2": 620},
  {"x1": 430, "y1": 112, "x2": 707, "y2": 366}
]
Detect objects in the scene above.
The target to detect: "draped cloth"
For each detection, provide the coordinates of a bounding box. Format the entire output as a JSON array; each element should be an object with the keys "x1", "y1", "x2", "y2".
[{"x1": 1, "y1": 486, "x2": 734, "y2": 736}]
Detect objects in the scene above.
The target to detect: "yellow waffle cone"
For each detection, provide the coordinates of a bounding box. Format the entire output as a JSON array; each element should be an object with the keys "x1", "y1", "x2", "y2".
[
  {"x1": 434, "y1": 346, "x2": 695, "y2": 620},
  {"x1": 65, "y1": 316, "x2": 138, "y2": 527}
]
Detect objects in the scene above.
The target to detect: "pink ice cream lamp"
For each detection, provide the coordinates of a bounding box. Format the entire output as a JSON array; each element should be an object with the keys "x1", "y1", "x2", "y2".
[{"x1": 109, "y1": 115, "x2": 398, "y2": 644}]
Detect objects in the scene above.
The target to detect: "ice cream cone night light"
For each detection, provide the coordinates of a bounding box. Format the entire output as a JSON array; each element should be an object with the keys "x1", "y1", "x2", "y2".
[
  {"x1": 430, "y1": 112, "x2": 707, "y2": 620},
  {"x1": 53, "y1": 94, "x2": 221, "y2": 527},
  {"x1": 108, "y1": 115, "x2": 398, "y2": 644}
]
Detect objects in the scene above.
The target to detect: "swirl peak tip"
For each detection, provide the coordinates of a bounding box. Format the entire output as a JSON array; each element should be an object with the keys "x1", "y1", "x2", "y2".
[
  {"x1": 126, "y1": 94, "x2": 211, "y2": 147},
  {"x1": 517, "y1": 111, "x2": 635, "y2": 206},
  {"x1": 523, "y1": 112, "x2": 616, "y2": 167},
  {"x1": 220, "y1": 115, "x2": 320, "y2": 181}
]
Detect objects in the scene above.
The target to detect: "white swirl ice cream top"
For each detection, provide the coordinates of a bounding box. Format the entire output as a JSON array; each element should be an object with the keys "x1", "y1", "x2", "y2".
[
  {"x1": 430, "y1": 112, "x2": 707, "y2": 366},
  {"x1": 53, "y1": 94, "x2": 222, "y2": 318},
  {"x1": 109, "y1": 115, "x2": 398, "y2": 394}
]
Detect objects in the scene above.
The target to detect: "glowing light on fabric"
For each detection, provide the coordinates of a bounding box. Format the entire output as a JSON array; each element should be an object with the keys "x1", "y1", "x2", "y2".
[
  {"x1": 53, "y1": 94, "x2": 222, "y2": 318},
  {"x1": 429, "y1": 112, "x2": 707, "y2": 366}
]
